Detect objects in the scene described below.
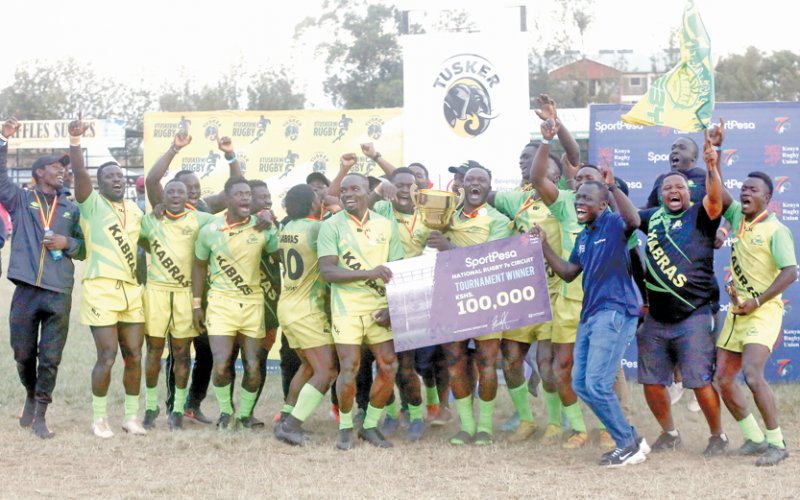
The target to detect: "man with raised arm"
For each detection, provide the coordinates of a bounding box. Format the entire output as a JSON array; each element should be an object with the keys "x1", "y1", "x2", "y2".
[
  {"x1": 532, "y1": 163, "x2": 644, "y2": 467},
  {"x1": 714, "y1": 168, "x2": 797, "y2": 467},
  {"x1": 0, "y1": 112, "x2": 85, "y2": 438},
  {"x1": 636, "y1": 132, "x2": 730, "y2": 456},
  {"x1": 427, "y1": 166, "x2": 513, "y2": 446},
  {"x1": 317, "y1": 167, "x2": 404, "y2": 450},
  {"x1": 146, "y1": 125, "x2": 244, "y2": 424},
  {"x1": 274, "y1": 184, "x2": 338, "y2": 445},
  {"x1": 69, "y1": 112, "x2": 147, "y2": 438}
]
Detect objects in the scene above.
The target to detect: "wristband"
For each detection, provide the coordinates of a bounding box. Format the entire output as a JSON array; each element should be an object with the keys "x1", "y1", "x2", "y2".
[
  {"x1": 755, "y1": 297, "x2": 761, "y2": 307},
  {"x1": 541, "y1": 138, "x2": 553, "y2": 145},
  {"x1": 608, "y1": 184, "x2": 617, "y2": 192},
  {"x1": 719, "y1": 227, "x2": 728, "y2": 237},
  {"x1": 373, "y1": 152, "x2": 381, "y2": 160},
  {"x1": 69, "y1": 136, "x2": 81, "y2": 147},
  {"x1": 374, "y1": 183, "x2": 384, "y2": 194},
  {"x1": 713, "y1": 146, "x2": 721, "y2": 151},
  {"x1": 0, "y1": 140, "x2": 6, "y2": 147},
  {"x1": 0, "y1": 133, "x2": 8, "y2": 142},
  {"x1": 226, "y1": 155, "x2": 237, "y2": 163},
  {"x1": 171, "y1": 145, "x2": 181, "y2": 155}
]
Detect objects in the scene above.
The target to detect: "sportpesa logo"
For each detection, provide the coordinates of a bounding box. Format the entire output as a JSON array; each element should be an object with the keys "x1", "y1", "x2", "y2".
[
  {"x1": 434, "y1": 54, "x2": 500, "y2": 138},
  {"x1": 776, "y1": 176, "x2": 791, "y2": 193},
  {"x1": 722, "y1": 149, "x2": 738, "y2": 167},
  {"x1": 776, "y1": 117, "x2": 791, "y2": 134}
]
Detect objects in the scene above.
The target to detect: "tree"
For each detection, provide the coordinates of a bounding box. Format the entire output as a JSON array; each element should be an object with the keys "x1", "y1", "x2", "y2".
[
  {"x1": 247, "y1": 67, "x2": 306, "y2": 110},
  {"x1": 296, "y1": 1, "x2": 408, "y2": 109},
  {"x1": 715, "y1": 47, "x2": 800, "y2": 102}
]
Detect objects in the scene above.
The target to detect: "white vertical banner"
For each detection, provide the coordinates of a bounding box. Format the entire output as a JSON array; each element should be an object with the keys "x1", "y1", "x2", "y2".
[{"x1": 402, "y1": 32, "x2": 530, "y2": 191}]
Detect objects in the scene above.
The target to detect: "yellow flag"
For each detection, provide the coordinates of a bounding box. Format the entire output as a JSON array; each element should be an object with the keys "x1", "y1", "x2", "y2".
[{"x1": 622, "y1": 0, "x2": 714, "y2": 132}]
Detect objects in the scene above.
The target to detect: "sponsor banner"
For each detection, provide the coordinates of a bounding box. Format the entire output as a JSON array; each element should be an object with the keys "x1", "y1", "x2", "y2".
[
  {"x1": 143, "y1": 109, "x2": 403, "y2": 218},
  {"x1": 385, "y1": 234, "x2": 552, "y2": 352},
  {"x1": 590, "y1": 102, "x2": 800, "y2": 382},
  {"x1": 402, "y1": 33, "x2": 530, "y2": 192},
  {"x1": 6, "y1": 119, "x2": 126, "y2": 149}
]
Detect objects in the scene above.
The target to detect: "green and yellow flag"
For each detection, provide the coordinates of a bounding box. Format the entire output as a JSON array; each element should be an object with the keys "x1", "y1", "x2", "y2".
[{"x1": 622, "y1": 0, "x2": 714, "y2": 132}]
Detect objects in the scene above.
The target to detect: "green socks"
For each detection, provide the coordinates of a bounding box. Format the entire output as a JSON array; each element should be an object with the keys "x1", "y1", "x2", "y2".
[
  {"x1": 173, "y1": 387, "x2": 188, "y2": 415},
  {"x1": 145, "y1": 386, "x2": 158, "y2": 412},
  {"x1": 92, "y1": 395, "x2": 107, "y2": 420},
  {"x1": 290, "y1": 384, "x2": 325, "y2": 423},
  {"x1": 385, "y1": 401, "x2": 399, "y2": 419},
  {"x1": 409, "y1": 403, "x2": 423, "y2": 423},
  {"x1": 238, "y1": 388, "x2": 258, "y2": 418},
  {"x1": 281, "y1": 404, "x2": 295, "y2": 415},
  {"x1": 339, "y1": 409, "x2": 353, "y2": 430},
  {"x1": 124, "y1": 394, "x2": 139, "y2": 420},
  {"x1": 563, "y1": 402, "x2": 587, "y2": 433},
  {"x1": 544, "y1": 390, "x2": 563, "y2": 426},
  {"x1": 508, "y1": 383, "x2": 534, "y2": 423},
  {"x1": 737, "y1": 414, "x2": 765, "y2": 443},
  {"x1": 214, "y1": 384, "x2": 234, "y2": 415},
  {"x1": 426, "y1": 386, "x2": 440, "y2": 406},
  {"x1": 455, "y1": 395, "x2": 476, "y2": 436},
  {"x1": 363, "y1": 404, "x2": 383, "y2": 430},
  {"x1": 477, "y1": 398, "x2": 495, "y2": 435},
  {"x1": 767, "y1": 427, "x2": 786, "y2": 448}
]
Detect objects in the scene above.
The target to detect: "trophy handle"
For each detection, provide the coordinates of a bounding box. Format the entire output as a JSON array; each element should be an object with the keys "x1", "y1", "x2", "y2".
[
  {"x1": 410, "y1": 183, "x2": 419, "y2": 208},
  {"x1": 456, "y1": 187, "x2": 466, "y2": 207}
]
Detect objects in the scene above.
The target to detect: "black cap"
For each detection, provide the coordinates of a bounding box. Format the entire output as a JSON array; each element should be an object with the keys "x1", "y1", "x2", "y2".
[
  {"x1": 32, "y1": 154, "x2": 70, "y2": 171},
  {"x1": 367, "y1": 176, "x2": 383, "y2": 191},
  {"x1": 450, "y1": 160, "x2": 483, "y2": 175},
  {"x1": 306, "y1": 172, "x2": 330, "y2": 186}
]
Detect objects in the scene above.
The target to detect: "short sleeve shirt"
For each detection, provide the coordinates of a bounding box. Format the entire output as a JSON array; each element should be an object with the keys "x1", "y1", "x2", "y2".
[
  {"x1": 494, "y1": 190, "x2": 563, "y2": 294},
  {"x1": 317, "y1": 210, "x2": 404, "y2": 317},
  {"x1": 78, "y1": 190, "x2": 144, "y2": 284},
  {"x1": 724, "y1": 202, "x2": 797, "y2": 305},
  {"x1": 373, "y1": 200, "x2": 431, "y2": 258},
  {"x1": 141, "y1": 209, "x2": 216, "y2": 289},
  {"x1": 195, "y1": 213, "x2": 279, "y2": 304},
  {"x1": 569, "y1": 211, "x2": 642, "y2": 322},
  {"x1": 639, "y1": 203, "x2": 720, "y2": 323},
  {"x1": 443, "y1": 205, "x2": 512, "y2": 247},
  {"x1": 277, "y1": 217, "x2": 328, "y2": 325},
  {"x1": 549, "y1": 189, "x2": 585, "y2": 301}
]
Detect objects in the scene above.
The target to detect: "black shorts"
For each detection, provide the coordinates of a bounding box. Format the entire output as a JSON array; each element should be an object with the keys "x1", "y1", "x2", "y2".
[{"x1": 636, "y1": 305, "x2": 715, "y2": 389}]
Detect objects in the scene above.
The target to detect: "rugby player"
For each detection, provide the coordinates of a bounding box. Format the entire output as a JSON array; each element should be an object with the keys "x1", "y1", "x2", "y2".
[
  {"x1": 274, "y1": 184, "x2": 339, "y2": 445},
  {"x1": 636, "y1": 132, "x2": 729, "y2": 456},
  {"x1": 317, "y1": 162, "x2": 404, "y2": 450},
  {"x1": 427, "y1": 166, "x2": 513, "y2": 445},
  {"x1": 714, "y1": 169, "x2": 797, "y2": 466},
  {"x1": 69, "y1": 112, "x2": 147, "y2": 438},
  {"x1": 192, "y1": 176, "x2": 279, "y2": 430},
  {"x1": 533, "y1": 166, "x2": 644, "y2": 467}
]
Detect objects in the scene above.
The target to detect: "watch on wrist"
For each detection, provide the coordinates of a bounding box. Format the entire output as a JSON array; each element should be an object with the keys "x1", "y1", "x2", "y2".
[
  {"x1": 373, "y1": 152, "x2": 382, "y2": 160},
  {"x1": 608, "y1": 184, "x2": 617, "y2": 192}
]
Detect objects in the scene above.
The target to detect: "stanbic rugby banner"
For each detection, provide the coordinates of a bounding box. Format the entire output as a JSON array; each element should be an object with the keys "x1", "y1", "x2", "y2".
[
  {"x1": 143, "y1": 109, "x2": 403, "y2": 218},
  {"x1": 590, "y1": 102, "x2": 800, "y2": 383},
  {"x1": 402, "y1": 33, "x2": 530, "y2": 192}
]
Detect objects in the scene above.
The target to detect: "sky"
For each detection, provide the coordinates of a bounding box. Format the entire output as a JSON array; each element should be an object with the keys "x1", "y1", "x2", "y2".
[{"x1": 2, "y1": 0, "x2": 797, "y2": 112}]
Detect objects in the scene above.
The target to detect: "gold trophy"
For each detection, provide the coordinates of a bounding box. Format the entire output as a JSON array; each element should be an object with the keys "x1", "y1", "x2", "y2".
[
  {"x1": 410, "y1": 184, "x2": 465, "y2": 255},
  {"x1": 725, "y1": 279, "x2": 743, "y2": 308}
]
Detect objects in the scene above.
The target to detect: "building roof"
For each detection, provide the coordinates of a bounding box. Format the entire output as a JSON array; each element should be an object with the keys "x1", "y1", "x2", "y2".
[
  {"x1": 548, "y1": 52, "x2": 674, "y2": 78},
  {"x1": 549, "y1": 58, "x2": 621, "y2": 80}
]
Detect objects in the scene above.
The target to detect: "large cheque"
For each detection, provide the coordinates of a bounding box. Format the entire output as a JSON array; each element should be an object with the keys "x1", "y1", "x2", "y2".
[{"x1": 384, "y1": 233, "x2": 553, "y2": 352}]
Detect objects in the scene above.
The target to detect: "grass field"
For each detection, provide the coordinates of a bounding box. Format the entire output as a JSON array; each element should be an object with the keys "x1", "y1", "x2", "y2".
[{"x1": 0, "y1": 245, "x2": 798, "y2": 500}]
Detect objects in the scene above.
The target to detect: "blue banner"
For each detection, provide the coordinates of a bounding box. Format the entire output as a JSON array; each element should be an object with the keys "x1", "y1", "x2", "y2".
[{"x1": 590, "y1": 102, "x2": 800, "y2": 383}]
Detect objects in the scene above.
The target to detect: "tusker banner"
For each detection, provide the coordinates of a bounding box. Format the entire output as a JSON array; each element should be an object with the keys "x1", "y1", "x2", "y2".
[
  {"x1": 143, "y1": 109, "x2": 403, "y2": 218},
  {"x1": 590, "y1": 102, "x2": 800, "y2": 382}
]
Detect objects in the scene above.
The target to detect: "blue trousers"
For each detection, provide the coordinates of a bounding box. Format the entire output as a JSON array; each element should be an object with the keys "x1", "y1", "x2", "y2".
[{"x1": 572, "y1": 309, "x2": 638, "y2": 449}]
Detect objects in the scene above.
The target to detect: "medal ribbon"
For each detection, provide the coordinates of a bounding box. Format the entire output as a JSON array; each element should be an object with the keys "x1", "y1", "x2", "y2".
[
  {"x1": 166, "y1": 204, "x2": 195, "y2": 220},
  {"x1": 220, "y1": 211, "x2": 250, "y2": 232},
  {"x1": 462, "y1": 204, "x2": 486, "y2": 219},
  {"x1": 392, "y1": 207, "x2": 417, "y2": 237},
  {"x1": 735, "y1": 210, "x2": 769, "y2": 240},
  {"x1": 102, "y1": 197, "x2": 126, "y2": 230},
  {"x1": 34, "y1": 191, "x2": 58, "y2": 231},
  {"x1": 347, "y1": 211, "x2": 370, "y2": 239}
]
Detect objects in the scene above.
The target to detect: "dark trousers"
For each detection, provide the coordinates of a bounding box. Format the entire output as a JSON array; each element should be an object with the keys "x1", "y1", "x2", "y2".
[
  {"x1": 356, "y1": 347, "x2": 375, "y2": 412},
  {"x1": 166, "y1": 332, "x2": 214, "y2": 412},
  {"x1": 9, "y1": 283, "x2": 71, "y2": 406},
  {"x1": 280, "y1": 333, "x2": 302, "y2": 399}
]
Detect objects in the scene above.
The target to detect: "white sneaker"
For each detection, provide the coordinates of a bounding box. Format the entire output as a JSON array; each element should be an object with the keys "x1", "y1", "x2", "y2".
[
  {"x1": 91, "y1": 417, "x2": 115, "y2": 439},
  {"x1": 122, "y1": 418, "x2": 148, "y2": 435},
  {"x1": 668, "y1": 381, "x2": 685, "y2": 405},
  {"x1": 687, "y1": 392, "x2": 701, "y2": 412}
]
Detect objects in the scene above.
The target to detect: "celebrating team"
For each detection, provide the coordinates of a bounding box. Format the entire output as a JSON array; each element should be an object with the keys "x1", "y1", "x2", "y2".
[{"x1": 0, "y1": 94, "x2": 795, "y2": 468}]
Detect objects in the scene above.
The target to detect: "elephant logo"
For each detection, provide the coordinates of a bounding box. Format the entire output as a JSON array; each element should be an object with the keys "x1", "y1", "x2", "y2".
[{"x1": 433, "y1": 54, "x2": 501, "y2": 138}]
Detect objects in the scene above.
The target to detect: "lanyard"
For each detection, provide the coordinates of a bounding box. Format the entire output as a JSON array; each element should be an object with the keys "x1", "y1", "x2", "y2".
[
  {"x1": 392, "y1": 206, "x2": 417, "y2": 237},
  {"x1": 102, "y1": 197, "x2": 126, "y2": 230},
  {"x1": 734, "y1": 210, "x2": 768, "y2": 241},
  {"x1": 220, "y1": 211, "x2": 250, "y2": 232},
  {"x1": 305, "y1": 216, "x2": 321, "y2": 221},
  {"x1": 34, "y1": 191, "x2": 58, "y2": 231},
  {"x1": 462, "y1": 204, "x2": 486, "y2": 219},
  {"x1": 166, "y1": 203, "x2": 196, "y2": 220},
  {"x1": 514, "y1": 194, "x2": 539, "y2": 221},
  {"x1": 347, "y1": 211, "x2": 370, "y2": 239}
]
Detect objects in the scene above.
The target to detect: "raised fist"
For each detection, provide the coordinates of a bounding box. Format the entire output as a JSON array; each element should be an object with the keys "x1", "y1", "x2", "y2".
[
  {"x1": 341, "y1": 153, "x2": 357, "y2": 170},
  {"x1": 174, "y1": 125, "x2": 192, "y2": 150},
  {"x1": 2, "y1": 111, "x2": 21, "y2": 139}
]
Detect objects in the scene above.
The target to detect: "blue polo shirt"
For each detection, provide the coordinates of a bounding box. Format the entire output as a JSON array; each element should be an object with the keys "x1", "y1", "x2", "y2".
[{"x1": 569, "y1": 211, "x2": 642, "y2": 322}]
